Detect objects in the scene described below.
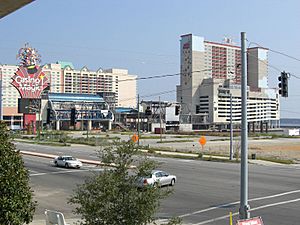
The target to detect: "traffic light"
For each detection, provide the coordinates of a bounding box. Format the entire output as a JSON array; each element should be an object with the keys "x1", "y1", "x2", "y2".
[
  {"x1": 175, "y1": 105, "x2": 181, "y2": 115},
  {"x1": 145, "y1": 106, "x2": 152, "y2": 116},
  {"x1": 278, "y1": 71, "x2": 289, "y2": 97},
  {"x1": 46, "y1": 108, "x2": 51, "y2": 124},
  {"x1": 70, "y1": 108, "x2": 76, "y2": 126}
]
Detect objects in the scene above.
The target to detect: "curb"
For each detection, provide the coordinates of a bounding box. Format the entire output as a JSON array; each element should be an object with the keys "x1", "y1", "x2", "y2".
[
  {"x1": 19, "y1": 150, "x2": 136, "y2": 168},
  {"x1": 20, "y1": 150, "x2": 102, "y2": 165}
]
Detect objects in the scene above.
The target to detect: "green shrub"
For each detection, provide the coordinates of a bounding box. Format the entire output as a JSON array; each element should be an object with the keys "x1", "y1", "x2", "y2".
[{"x1": 0, "y1": 122, "x2": 36, "y2": 224}]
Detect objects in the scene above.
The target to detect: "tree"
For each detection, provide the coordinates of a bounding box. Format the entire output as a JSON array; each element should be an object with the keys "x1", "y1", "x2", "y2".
[
  {"x1": 0, "y1": 122, "x2": 36, "y2": 224},
  {"x1": 69, "y1": 141, "x2": 180, "y2": 225}
]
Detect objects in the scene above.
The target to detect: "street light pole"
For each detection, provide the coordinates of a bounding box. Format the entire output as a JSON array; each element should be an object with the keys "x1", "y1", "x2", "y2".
[
  {"x1": 38, "y1": 108, "x2": 41, "y2": 141},
  {"x1": 239, "y1": 31, "x2": 250, "y2": 219},
  {"x1": 137, "y1": 94, "x2": 140, "y2": 146},
  {"x1": 230, "y1": 93, "x2": 233, "y2": 160},
  {"x1": 159, "y1": 96, "x2": 162, "y2": 142},
  {"x1": 0, "y1": 64, "x2": 3, "y2": 121}
]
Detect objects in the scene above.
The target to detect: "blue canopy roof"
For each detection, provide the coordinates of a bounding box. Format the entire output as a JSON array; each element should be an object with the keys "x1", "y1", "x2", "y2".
[
  {"x1": 115, "y1": 107, "x2": 137, "y2": 113},
  {"x1": 48, "y1": 93, "x2": 105, "y2": 103}
]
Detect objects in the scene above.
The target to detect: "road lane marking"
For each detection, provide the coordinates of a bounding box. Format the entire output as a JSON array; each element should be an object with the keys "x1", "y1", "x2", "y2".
[
  {"x1": 179, "y1": 189, "x2": 300, "y2": 218},
  {"x1": 194, "y1": 213, "x2": 237, "y2": 225},
  {"x1": 29, "y1": 169, "x2": 41, "y2": 174},
  {"x1": 193, "y1": 198, "x2": 300, "y2": 225},
  {"x1": 249, "y1": 198, "x2": 300, "y2": 211},
  {"x1": 30, "y1": 168, "x2": 104, "y2": 177}
]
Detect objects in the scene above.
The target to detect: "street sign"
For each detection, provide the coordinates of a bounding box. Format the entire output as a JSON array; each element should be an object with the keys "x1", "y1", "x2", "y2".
[
  {"x1": 199, "y1": 136, "x2": 207, "y2": 146},
  {"x1": 131, "y1": 133, "x2": 139, "y2": 143},
  {"x1": 236, "y1": 217, "x2": 264, "y2": 225}
]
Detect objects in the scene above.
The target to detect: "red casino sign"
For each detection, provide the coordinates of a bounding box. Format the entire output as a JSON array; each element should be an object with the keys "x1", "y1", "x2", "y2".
[{"x1": 11, "y1": 65, "x2": 49, "y2": 99}]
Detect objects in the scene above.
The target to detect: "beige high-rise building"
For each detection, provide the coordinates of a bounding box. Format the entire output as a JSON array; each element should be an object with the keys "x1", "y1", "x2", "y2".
[
  {"x1": 42, "y1": 62, "x2": 137, "y2": 108},
  {"x1": 0, "y1": 64, "x2": 21, "y2": 128},
  {"x1": 177, "y1": 34, "x2": 279, "y2": 130}
]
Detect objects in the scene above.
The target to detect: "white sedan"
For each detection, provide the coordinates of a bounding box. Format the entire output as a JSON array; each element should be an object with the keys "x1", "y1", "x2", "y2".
[
  {"x1": 53, "y1": 156, "x2": 82, "y2": 169},
  {"x1": 138, "y1": 170, "x2": 177, "y2": 188}
]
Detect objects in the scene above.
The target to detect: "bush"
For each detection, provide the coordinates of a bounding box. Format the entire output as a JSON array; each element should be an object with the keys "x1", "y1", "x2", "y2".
[
  {"x1": 0, "y1": 122, "x2": 36, "y2": 224},
  {"x1": 69, "y1": 141, "x2": 179, "y2": 225}
]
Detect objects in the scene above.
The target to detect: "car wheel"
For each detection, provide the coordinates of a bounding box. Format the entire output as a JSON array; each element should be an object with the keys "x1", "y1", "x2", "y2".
[
  {"x1": 154, "y1": 182, "x2": 161, "y2": 188},
  {"x1": 76, "y1": 165, "x2": 80, "y2": 169},
  {"x1": 170, "y1": 179, "x2": 175, "y2": 186},
  {"x1": 65, "y1": 163, "x2": 69, "y2": 168},
  {"x1": 54, "y1": 161, "x2": 58, "y2": 167}
]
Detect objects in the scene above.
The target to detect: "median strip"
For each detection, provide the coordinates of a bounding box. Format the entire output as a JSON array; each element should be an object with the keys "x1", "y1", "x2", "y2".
[{"x1": 19, "y1": 150, "x2": 136, "y2": 168}]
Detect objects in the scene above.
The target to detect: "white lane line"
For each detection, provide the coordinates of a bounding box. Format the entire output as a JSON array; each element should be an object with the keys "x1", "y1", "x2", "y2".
[
  {"x1": 249, "y1": 198, "x2": 300, "y2": 211},
  {"x1": 193, "y1": 198, "x2": 300, "y2": 225},
  {"x1": 249, "y1": 189, "x2": 300, "y2": 202},
  {"x1": 30, "y1": 168, "x2": 104, "y2": 177},
  {"x1": 193, "y1": 213, "x2": 238, "y2": 225},
  {"x1": 29, "y1": 169, "x2": 41, "y2": 174},
  {"x1": 179, "y1": 189, "x2": 300, "y2": 218}
]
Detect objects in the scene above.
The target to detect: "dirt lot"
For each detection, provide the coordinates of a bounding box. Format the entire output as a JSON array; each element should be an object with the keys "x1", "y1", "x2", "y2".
[
  {"x1": 149, "y1": 137, "x2": 300, "y2": 162},
  {"x1": 206, "y1": 138, "x2": 300, "y2": 162}
]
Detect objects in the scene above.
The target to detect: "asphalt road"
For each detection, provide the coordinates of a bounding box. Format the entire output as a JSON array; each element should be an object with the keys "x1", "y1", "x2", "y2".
[{"x1": 17, "y1": 142, "x2": 300, "y2": 225}]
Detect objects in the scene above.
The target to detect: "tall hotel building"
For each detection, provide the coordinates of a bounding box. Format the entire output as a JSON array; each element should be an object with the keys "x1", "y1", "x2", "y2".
[
  {"x1": 0, "y1": 62, "x2": 137, "y2": 128},
  {"x1": 43, "y1": 62, "x2": 137, "y2": 108},
  {"x1": 176, "y1": 34, "x2": 279, "y2": 130}
]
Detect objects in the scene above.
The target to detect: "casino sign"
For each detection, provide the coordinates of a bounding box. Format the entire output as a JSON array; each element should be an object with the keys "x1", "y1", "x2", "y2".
[
  {"x1": 11, "y1": 43, "x2": 50, "y2": 134},
  {"x1": 11, "y1": 65, "x2": 49, "y2": 98},
  {"x1": 12, "y1": 43, "x2": 49, "y2": 99}
]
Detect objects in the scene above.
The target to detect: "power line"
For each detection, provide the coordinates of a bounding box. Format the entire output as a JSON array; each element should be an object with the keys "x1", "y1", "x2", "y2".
[
  {"x1": 0, "y1": 65, "x2": 234, "y2": 89},
  {"x1": 280, "y1": 109, "x2": 300, "y2": 115},
  {"x1": 247, "y1": 40, "x2": 300, "y2": 80},
  {"x1": 246, "y1": 50, "x2": 300, "y2": 81},
  {"x1": 248, "y1": 40, "x2": 300, "y2": 63}
]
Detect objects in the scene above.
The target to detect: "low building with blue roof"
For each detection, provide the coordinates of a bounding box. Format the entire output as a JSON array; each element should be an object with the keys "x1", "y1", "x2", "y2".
[{"x1": 46, "y1": 92, "x2": 113, "y2": 131}]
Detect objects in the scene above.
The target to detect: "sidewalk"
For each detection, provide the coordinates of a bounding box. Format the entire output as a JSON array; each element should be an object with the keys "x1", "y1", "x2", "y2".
[
  {"x1": 30, "y1": 218, "x2": 78, "y2": 225},
  {"x1": 30, "y1": 218, "x2": 193, "y2": 225}
]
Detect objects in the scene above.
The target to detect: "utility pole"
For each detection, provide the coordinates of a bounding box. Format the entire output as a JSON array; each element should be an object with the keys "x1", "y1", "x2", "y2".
[
  {"x1": 81, "y1": 104, "x2": 84, "y2": 131},
  {"x1": 39, "y1": 101, "x2": 43, "y2": 141},
  {"x1": 229, "y1": 93, "x2": 233, "y2": 160},
  {"x1": 159, "y1": 96, "x2": 162, "y2": 142},
  {"x1": 0, "y1": 67, "x2": 3, "y2": 121},
  {"x1": 86, "y1": 104, "x2": 89, "y2": 140},
  {"x1": 137, "y1": 94, "x2": 140, "y2": 146},
  {"x1": 0, "y1": 80, "x2": 2, "y2": 121},
  {"x1": 239, "y1": 31, "x2": 250, "y2": 219}
]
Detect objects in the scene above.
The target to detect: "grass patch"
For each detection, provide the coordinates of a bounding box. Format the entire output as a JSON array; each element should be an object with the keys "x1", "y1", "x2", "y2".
[
  {"x1": 156, "y1": 140, "x2": 194, "y2": 144},
  {"x1": 139, "y1": 136, "x2": 166, "y2": 139},
  {"x1": 209, "y1": 138, "x2": 229, "y2": 141},
  {"x1": 139, "y1": 145, "x2": 175, "y2": 152},
  {"x1": 82, "y1": 134, "x2": 120, "y2": 140},
  {"x1": 14, "y1": 139, "x2": 70, "y2": 146},
  {"x1": 256, "y1": 156, "x2": 294, "y2": 164},
  {"x1": 152, "y1": 153, "x2": 200, "y2": 160},
  {"x1": 172, "y1": 135, "x2": 198, "y2": 138}
]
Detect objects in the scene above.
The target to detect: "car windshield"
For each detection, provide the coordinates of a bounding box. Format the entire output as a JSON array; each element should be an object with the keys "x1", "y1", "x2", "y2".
[{"x1": 64, "y1": 157, "x2": 76, "y2": 161}]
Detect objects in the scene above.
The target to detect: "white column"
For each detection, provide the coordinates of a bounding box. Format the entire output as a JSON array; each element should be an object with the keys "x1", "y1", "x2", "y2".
[
  {"x1": 56, "y1": 120, "x2": 60, "y2": 131},
  {"x1": 10, "y1": 116, "x2": 14, "y2": 129},
  {"x1": 88, "y1": 120, "x2": 92, "y2": 131}
]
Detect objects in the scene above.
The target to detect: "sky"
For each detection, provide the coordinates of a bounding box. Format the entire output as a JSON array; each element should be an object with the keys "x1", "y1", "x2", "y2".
[{"x1": 0, "y1": 0, "x2": 300, "y2": 118}]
